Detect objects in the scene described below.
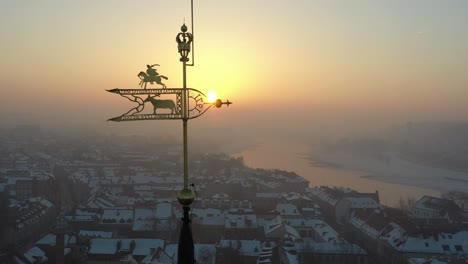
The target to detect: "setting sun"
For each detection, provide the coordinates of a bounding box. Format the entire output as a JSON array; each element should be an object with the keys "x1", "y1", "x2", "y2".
[{"x1": 206, "y1": 91, "x2": 217, "y2": 103}]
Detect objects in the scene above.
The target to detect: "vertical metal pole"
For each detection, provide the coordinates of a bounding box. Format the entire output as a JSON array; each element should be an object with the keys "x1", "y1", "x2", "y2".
[
  {"x1": 177, "y1": 3, "x2": 196, "y2": 262},
  {"x1": 178, "y1": 57, "x2": 195, "y2": 264},
  {"x1": 187, "y1": 0, "x2": 195, "y2": 67},
  {"x1": 183, "y1": 60, "x2": 188, "y2": 190}
]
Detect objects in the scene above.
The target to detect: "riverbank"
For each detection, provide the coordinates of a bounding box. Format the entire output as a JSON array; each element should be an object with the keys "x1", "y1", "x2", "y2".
[
  {"x1": 233, "y1": 143, "x2": 440, "y2": 207},
  {"x1": 312, "y1": 150, "x2": 468, "y2": 194}
]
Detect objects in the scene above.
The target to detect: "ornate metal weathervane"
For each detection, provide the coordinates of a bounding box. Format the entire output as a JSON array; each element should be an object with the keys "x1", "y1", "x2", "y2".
[{"x1": 106, "y1": 1, "x2": 231, "y2": 263}]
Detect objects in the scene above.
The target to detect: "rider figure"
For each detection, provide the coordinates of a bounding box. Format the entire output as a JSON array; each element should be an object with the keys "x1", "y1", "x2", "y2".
[{"x1": 146, "y1": 64, "x2": 160, "y2": 82}]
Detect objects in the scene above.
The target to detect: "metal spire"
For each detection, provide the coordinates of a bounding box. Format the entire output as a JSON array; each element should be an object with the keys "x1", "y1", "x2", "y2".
[{"x1": 106, "y1": 1, "x2": 232, "y2": 263}]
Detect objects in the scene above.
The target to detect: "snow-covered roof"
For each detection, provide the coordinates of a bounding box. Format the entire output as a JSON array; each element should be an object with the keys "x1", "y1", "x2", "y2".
[
  {"x1": 225, "y1": 214, "x2": 258, "y2": 229},
  {"x1": 307, "y1": 187, "x2": 340, "y2": 206},
  {"x1": 101, "y1": 209, "x2": 133, "y2": 224},
  {"x1": 86, "y1": 190, "x2": 116, "y2": 208},
  {"x1": 380, "y1": 223, "x2": 468, "y2": 254},
  {"x1": 134, "y1": 185, "x2": 152, "y2": 191},
  {"x1": 276, "y1": 204, "x2": 301, "y2": 216},
  {"x1": 295, "y1": 242, "x2": 367, "y2": 255},
  {"x1": 88, "y1": 238, "x2": 118, "y2": 255},
  {"x1": 376, "y1": 222, "x2": 407, "y2": 250},
  {"x1": 262, "y1": 215, "x2": 282, "y2": 229},
  {"x1": 131, "y1": 239, "x2": 165, "y2": 256},
  {"x1": 37, "y1": 197, "x2": 54, "y2": 208},
  {"x1": 65, "y1": 215, "x2": 94, "y2": 222},
  {"x1": 36, "y1": 233, "x2": 77, "y2": 246},
  {"x1": 131, "y1": 175, "x2": 183, "y2": 185},
  {"x1": 407, "y1": 258, "x2": 448, "y2": 264},
  {"x1": 414, "y1": 196, "x2": 460, "y2": 212},
  {"x1": 282, "y1": 192, "x2": 312, "y2": 202},
  {"x1": 212, "y1": 193, "x2": 229, "y2": 199},
  {"x1": 218, "y1": 240, "x2": 261, "y2": 257},
  {"x1": 88, "y1": 238, "x2": 164, "y2": 256},
  {"x1": 9, "y1": 198, "x2": 55, "y2": 229},
  {"x1": 282, "y1": 249, "x2": 299, "y2": 264},
  {"x1": 264, "y1": 221, "x2": 301, "y2": 240},
  {"x1": 403, "y1": 231, "x2": 468, "y2": 254},
  {"x1": 301, "y1": 207, "x2": 321, "y2": 214},
  {"x1": 76, "y1": 208, "x2": 99, "y2": 216},
  {"x1": 263, "y1": 216, "x2": 300, "y2": 240},
  {"x1": 254, "y1": 179, "x2": 281, "y2": 189},
  {"x1": 191, "y1": 208, "x2": 224, "y2": 226},
  {"x1": 256, "y1": 193, "x2": 281, "y2": 198},
  {"x1": 11, "y1": 197, "x2": 54, "y2": 210},
  {"x1": 267, "y1": 217, "x2": 345, "y2": 244},
  {"x1": 341, "y1": 197, "x2": 380, "y2": 209},
  {"x1": 6, "y1": 176, "x2": 30, "y2": 185},
  {"x1": 155, "y1": 203, "x2": 173, "y2": 219},
  {"x1": 133, "y1": 208, "x2": 156, "y2": 231},
  {"x1": 349, "y1": 213, "x2": 382, "y2": 239},
  {"x1": 24, "y1": 246, "x2": 48, "y2": 263},
  {"x1": 199, "y1": 199, "x2": 253, "y2": 209},
  {"x1": 311, "y1": 219, "x2": 344, "y2": 243},
  {"x1": 282, "y1": 218, "x2": 313, "y2": 228},
  {"x1": 79, "y1": 230, "x2": 113, "y2": 238}
]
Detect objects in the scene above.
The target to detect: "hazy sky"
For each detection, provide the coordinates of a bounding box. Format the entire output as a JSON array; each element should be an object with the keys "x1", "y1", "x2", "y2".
[{"x1": 1, "y1": 0, "x2": 467, "y2": 141}]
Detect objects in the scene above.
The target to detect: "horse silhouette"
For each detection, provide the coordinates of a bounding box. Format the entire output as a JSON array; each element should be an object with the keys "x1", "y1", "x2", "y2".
[{"x1": 138, "y1": 72, "x2": 168, "y2": 89}]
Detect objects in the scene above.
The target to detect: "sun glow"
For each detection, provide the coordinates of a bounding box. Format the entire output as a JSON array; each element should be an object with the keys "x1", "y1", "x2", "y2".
[{"x1": 207, "y1": 91, "x2": 217, "y2": 103}]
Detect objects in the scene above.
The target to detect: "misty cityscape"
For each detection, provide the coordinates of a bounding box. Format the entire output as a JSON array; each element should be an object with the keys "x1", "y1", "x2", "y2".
[
  {"x1": 1, "y1": 122, "x2": 467, "y2": 263},
  {"x1": 1, "y1": 0, "x2": 468, "y2": 264}
]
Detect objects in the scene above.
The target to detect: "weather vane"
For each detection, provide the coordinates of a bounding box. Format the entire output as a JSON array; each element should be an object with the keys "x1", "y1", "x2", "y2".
[{"x1": 106, "y1": 1, "x2": 231, "y2": 263}]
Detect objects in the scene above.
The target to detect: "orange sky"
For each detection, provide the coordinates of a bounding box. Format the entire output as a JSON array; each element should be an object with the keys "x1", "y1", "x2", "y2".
[{"x1": 1, "y1": 0, "x2": 467, "y2": 138}]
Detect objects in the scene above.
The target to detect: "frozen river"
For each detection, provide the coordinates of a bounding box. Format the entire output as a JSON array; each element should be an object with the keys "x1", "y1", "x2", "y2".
[{"x1": 233, "y1": 142, "x2": 441, "y2": 207}]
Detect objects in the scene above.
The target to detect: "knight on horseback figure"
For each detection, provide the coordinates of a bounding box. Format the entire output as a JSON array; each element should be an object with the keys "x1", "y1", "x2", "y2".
[{"x1": 138, "y1": 64, "x2": 168, "y2": 89}]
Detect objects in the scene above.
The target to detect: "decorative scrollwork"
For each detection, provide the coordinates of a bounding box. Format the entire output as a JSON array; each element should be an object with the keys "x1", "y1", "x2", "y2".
[
  {"x1": 120, "y1": 95, "x2": 145, "y2": 116},
  {"x1": 107, "y1": 88, "x2": 221, "y2": 121},
  {"x1": 107, "y1": 88, "x2": 183, "y2": 121},
  {"x1": 187, "y1": 88, "x2": 213, "y2": 119},
  {"x1": 188, "y1": 90, "x2": 204, "y2": 114}
]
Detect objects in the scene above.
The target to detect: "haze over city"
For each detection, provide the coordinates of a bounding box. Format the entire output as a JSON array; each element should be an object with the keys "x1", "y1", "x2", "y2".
[
  {"x1": 1, "y1": 0, "x2": 468, "y2": 140},
  {"x1": 1, "y1": 1, "x2": 468, "y2": 263}
]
